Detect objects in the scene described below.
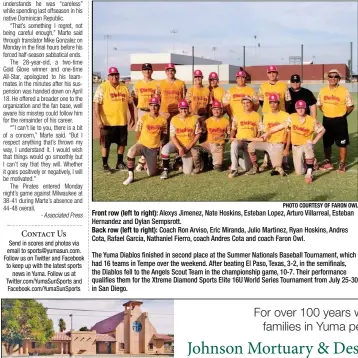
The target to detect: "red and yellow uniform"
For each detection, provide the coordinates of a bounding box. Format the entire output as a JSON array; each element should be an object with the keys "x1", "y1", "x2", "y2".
[
  {"x1": 209, "y1": 86, "x2": 226, "y2": 103},
  {"x1": 232, "y1": 111, "x2": 261, "y2": 141},
  {"x1": 258, "y1": 82, "x2": 287, "y2": 114},
  {"x1": 205, "y1": 116, "x2": 230, "y2": 144},
  {"x1": 93, "y1": 80, "x2": 131, "y2": 126},
  {"x1": 136, "y1": 114, "x2": 167, "y2": 148},
  {"x1": 223, "y1": 86, "x2": 258, "y2": 117},
  {"x1": 263, "y1": 111, "x2": 289, "y2": 143},
  {"x1": 317, "y1": 85, "x2": 353, "y2": 118},
  {"x1": 186, "y1": 86, "x2": 211, "y2": 116},
  {"x1": 289, "y1": 113, "x2": 324, "y2": 145},
  {"x1": 157, "y1": 79, "x2": 186, "y2": 113},
  {"x1": 133, "y1": 79, "x2": 158, "y2": 109},
  {"x1": 170, "y1": 115, "x2": 200, "y2": 146}
]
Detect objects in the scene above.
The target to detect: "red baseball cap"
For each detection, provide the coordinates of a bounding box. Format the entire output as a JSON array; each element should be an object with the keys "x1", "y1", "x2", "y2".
[
  {"x1": 178, "y1": 99, "x2": 189, "y2": 109},
  {"x1": 295, "y1": 100, "x2": 307, "y2": 109},
  {"x1": 209, "y1": 72, "x2": 218, "y2": 80},
  {"x1": 108, "y1": 67, "x2": 119, "y2": 75},
  {"x1": 165, "y1": 63, "x2": 176, "y2": 70},
  {"x1": 149, "y1": 97, "x2": 160, "y2": 105},
  {"x1": 212, "y1": 100, "x2": 223, "y2": 108},
  {"x1": 193, "y1": 69, "x2": 203, "y2": 77},
  {"x1": 236, "y1": 71, "x2": 246, "y2": 78},
  {"x1": 267, "y1": 65, "x2": 278, "y2": 73},
  {"x1": 268, "y1": 94, "x2": 279, "y2": 102}
]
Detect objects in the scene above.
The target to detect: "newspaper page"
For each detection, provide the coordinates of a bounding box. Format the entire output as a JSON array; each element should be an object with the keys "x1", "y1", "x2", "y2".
[{"x1": 1, "y1": 1, "x2": 357, "y2": 358}]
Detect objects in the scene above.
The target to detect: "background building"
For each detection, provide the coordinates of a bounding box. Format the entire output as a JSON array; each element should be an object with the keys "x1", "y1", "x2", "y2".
[
  {"x1": 2, "y1": 301, "x2": 173, "y2": 356},
  {"x1": 130, "y1": 52, "x2": 240, "y2": 83}
]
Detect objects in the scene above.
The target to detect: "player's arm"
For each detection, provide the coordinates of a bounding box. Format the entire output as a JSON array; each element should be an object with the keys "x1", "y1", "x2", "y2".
[
  {"x1": 229, "y1": 117, "x2": 237, "y2": 141},
  {"x1": 131, "y1": 84, "x2": 139, "y2": 107},
  {"x1": 283, "y1": 129, "x2": 291, "y2": 156},
  {"x1": 311, "y1": 121, "x2": 326, "y2": 145},
  {"x1": 135, "y1": 118, "x2": 143, "y2": 141},
  {"x1": 128, "y1": 94, "x2": 135, "y2": 127},
  {"x1": 182, "y1": 83, "x2": 187, "y2": 98},
  {"x1": 258, "y1": 85, "x2": 264, "y2": 107},
  {"x1": 284, "y1": 89, "x2": 292, "y2": 113},
  {"x1": 155, "y1": 83, "x2": 161, "y2": 101},
  {"x1": 317, "y1": 90, "x2": 323, "y2": 113},
  {"x1": 160, "y1": 120, "x2": 168, "y2": 142},
  {"x1": 262, "y1": 117, "x2": 291, "y2": 141},
  {"x1": 185, "y1": 117, "x2": 202, "y2": 151},
  {"x1": 345, "y1": 90, "x2": 355, "y2": 115},
  {"x1": 252, "y1": 92, "x2": 260, "y2": 111},
  {"x1": 93, "y1": 87, "x2": 104, "y2": 129}
]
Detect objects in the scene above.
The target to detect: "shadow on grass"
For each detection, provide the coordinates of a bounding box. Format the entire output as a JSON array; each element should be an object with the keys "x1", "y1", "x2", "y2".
[{"x1": 238, "y1": 192, "x2": 277, "y2": 202}]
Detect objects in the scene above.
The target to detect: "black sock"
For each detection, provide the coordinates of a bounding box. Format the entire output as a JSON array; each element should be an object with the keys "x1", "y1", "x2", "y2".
[
  {"x1": 117, "y1": 154, "x2": 124, "y2": 164},
  {"x1": 102, "y1": 157, "x2": 108, "y2": 166},
  {"x1": 163, "y1": 159, "x2": 170, "y2": 170}
]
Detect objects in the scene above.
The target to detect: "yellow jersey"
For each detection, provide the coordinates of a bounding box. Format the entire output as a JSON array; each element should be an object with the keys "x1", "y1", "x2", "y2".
[
  {"x1": 205, "y1": 116, "x2": 230, "y2": 145},
  {"x1": 209, "y1": 86, "x2": 226, "y2": 103},
  {"x1": 93, "y1": 80, "x2": 131, "y2": 126},
  {"x1": 258, "y1": 81, "x2": 287, "y2": 114},
  {"x1": 223, "y1": 86, "x2": 258, "y2": 117},
  {"x1": 232, "y1": 111, "x2": 262, "y2": 141},
  {"x1": 170, "y1": 115, "x2": 200, "y2": 146},
  {"x1": 157, "y1": 79, "x2": 186, "y2": 113},
  {"x1": 186, "y1": 86, "x2": 211, "y2": 116},
  {"x1": 290, "y1": 113, "x2": 324, "y2": 146},
  {"x1": 317, "y1": 85, "x2": 353, "y2": 118},
  {"x1": 263, "y1": 110, "x2": 289, "y2": 143},
  {"x1": 134, "y1": 79, "x2": 158, "y2": 109},
  {"x1": 136, "y1": 114, "x2": 167, "y2": 149}
]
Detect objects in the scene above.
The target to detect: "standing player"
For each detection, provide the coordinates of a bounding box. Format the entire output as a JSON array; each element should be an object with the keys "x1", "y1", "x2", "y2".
[
  {"x1": 228, "y1": 96, "x2": 263, "y2": 178},
  {"x1": 186, "y1": 69, "x2": 211, "y2": 168},
  {"x1": 156, "y1": 64, "x2": 187, "y2": 144},
  {"x1": 160, "y1": 100, "x2": 201, "y2": 179},
  {"x1": 223, "y1": 71, "x2": 259, "y2": 124},
  {"x1": 123, "y1": 97, "x2": 167, "y2": 185},
  {"x1": 258, "y1": 65, "x2": 291, "y2": 171},
  {"x1": 93, "y1": 67, "x2": 135, "y2": 173},
  {"x1": 263, "y1": 100, "x2": 326, "y2": 183},
  {"x1": 285, "y1": 74, "x2": 317, "y2": 117},
  {"x1": 247, "y1": 94, "x2": 290, "y2": 176},
  {"x1": 208, "y1": 72, "x2": 226, "y2": 103},
  {"x1": 192, "y1": 100, "x2": 230, "y2": 172},
  {"x1": 317, "y1": 69, "x2": 355, "y2": 172},
  {"x1": 132, "y1": 63, "x2": 158, "y2": 171}
]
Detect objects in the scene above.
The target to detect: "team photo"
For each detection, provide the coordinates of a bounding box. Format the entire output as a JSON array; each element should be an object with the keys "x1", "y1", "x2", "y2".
[{"x1": 92, "y1": 2, "x2": 357, "y2": 202}]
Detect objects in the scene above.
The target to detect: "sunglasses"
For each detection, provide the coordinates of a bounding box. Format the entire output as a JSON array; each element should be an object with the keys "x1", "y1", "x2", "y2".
[{"x1": 328, "y1": 75, "x2": 339, "y2": 79}]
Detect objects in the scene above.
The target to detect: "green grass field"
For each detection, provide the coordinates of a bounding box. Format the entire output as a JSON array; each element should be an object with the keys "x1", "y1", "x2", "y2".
[{"x1": 93, "y1": 94, "x2": 358, "y2": 202}]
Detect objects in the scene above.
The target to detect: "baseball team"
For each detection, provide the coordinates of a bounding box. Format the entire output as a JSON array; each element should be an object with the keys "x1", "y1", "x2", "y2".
[{"x1": 93, "y1": 64, "x2": 355, "y2": 185}]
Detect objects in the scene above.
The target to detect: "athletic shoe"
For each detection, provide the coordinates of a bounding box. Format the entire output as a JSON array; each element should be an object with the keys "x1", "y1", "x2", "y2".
[
  {"x1": 305, "y1": 174, "x2": 313, "y2": 184},
  {"x1": 135, "y1": 163, "x2": 145, "y2": 172},
  {"x1": 246, "y1": 165, "x2": 258, "y2": 175},
  {"x1": 258, "y1": 162, "x2": 269, "y2": 172},
  {"x1": 160, "y1": 170, "x2": 168, "y2": 180},
  {"x1": 272, "y1": 166, "x2": 287, "y2": 177},
  {"x1": 103, "y1": 164, "x2": 114, "y2": 174},
  {"x1": 123, "y1": 176, "x2": 134, "y2": 186},
  {"x1": 282, "y1": 162, "x2": 290, "y2": 171},
  {"x1": 192, "y1": 168, "x2": 201, "y2": 175},
  {"x1": 115, "y1": 163, "x2": 127, "y2": 171},
  {"x1": 337, "y1": 162, "x2": 346, "y2": 173},
  {"x1": 319, "y1": 159, "x2": 333, "y2": 171},
  {"x1": 228, "y1": 170, "x2": 239, "y2": 178}
]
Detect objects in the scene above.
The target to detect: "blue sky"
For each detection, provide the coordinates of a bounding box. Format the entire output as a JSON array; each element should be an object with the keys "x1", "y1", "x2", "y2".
[
  {"x1": 93, "y1": 2, "x2": 357, "y2": 76},
  {"x1": 38, "y1": 299, "x2": 174, "y2": 334}
]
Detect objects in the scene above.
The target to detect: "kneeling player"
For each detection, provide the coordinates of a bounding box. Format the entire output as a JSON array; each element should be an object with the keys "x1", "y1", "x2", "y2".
[
  {"x1": 229, "y1": 96, "x2": 263, "y2": 178},
  {"x1": 247, "y1": 94, "x2": 290, "y2": 176},
  {"x1": 160, "y1": 100, "x2": 201, "y2": 179},
  {"x1": 263, "y1": 100, "x2": 325, "y2": 183},
  {"x1": 123, "y1": 97, "x2": 167, "y2": 185},
  {"x1": 193, "y1": 100, "x2": 230, "y2": 172}
]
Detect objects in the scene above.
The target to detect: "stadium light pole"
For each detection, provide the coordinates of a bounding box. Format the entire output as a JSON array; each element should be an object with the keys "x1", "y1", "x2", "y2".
[
  {"x1": 212, "y1": 46, "x2": 217, "y2": 60},
  {"x1": 104, "y1": 35, "x2": 111, "y2": 70},
  {"x1": 170, "y1": 29, "x2": 178, "y2": 53}
]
